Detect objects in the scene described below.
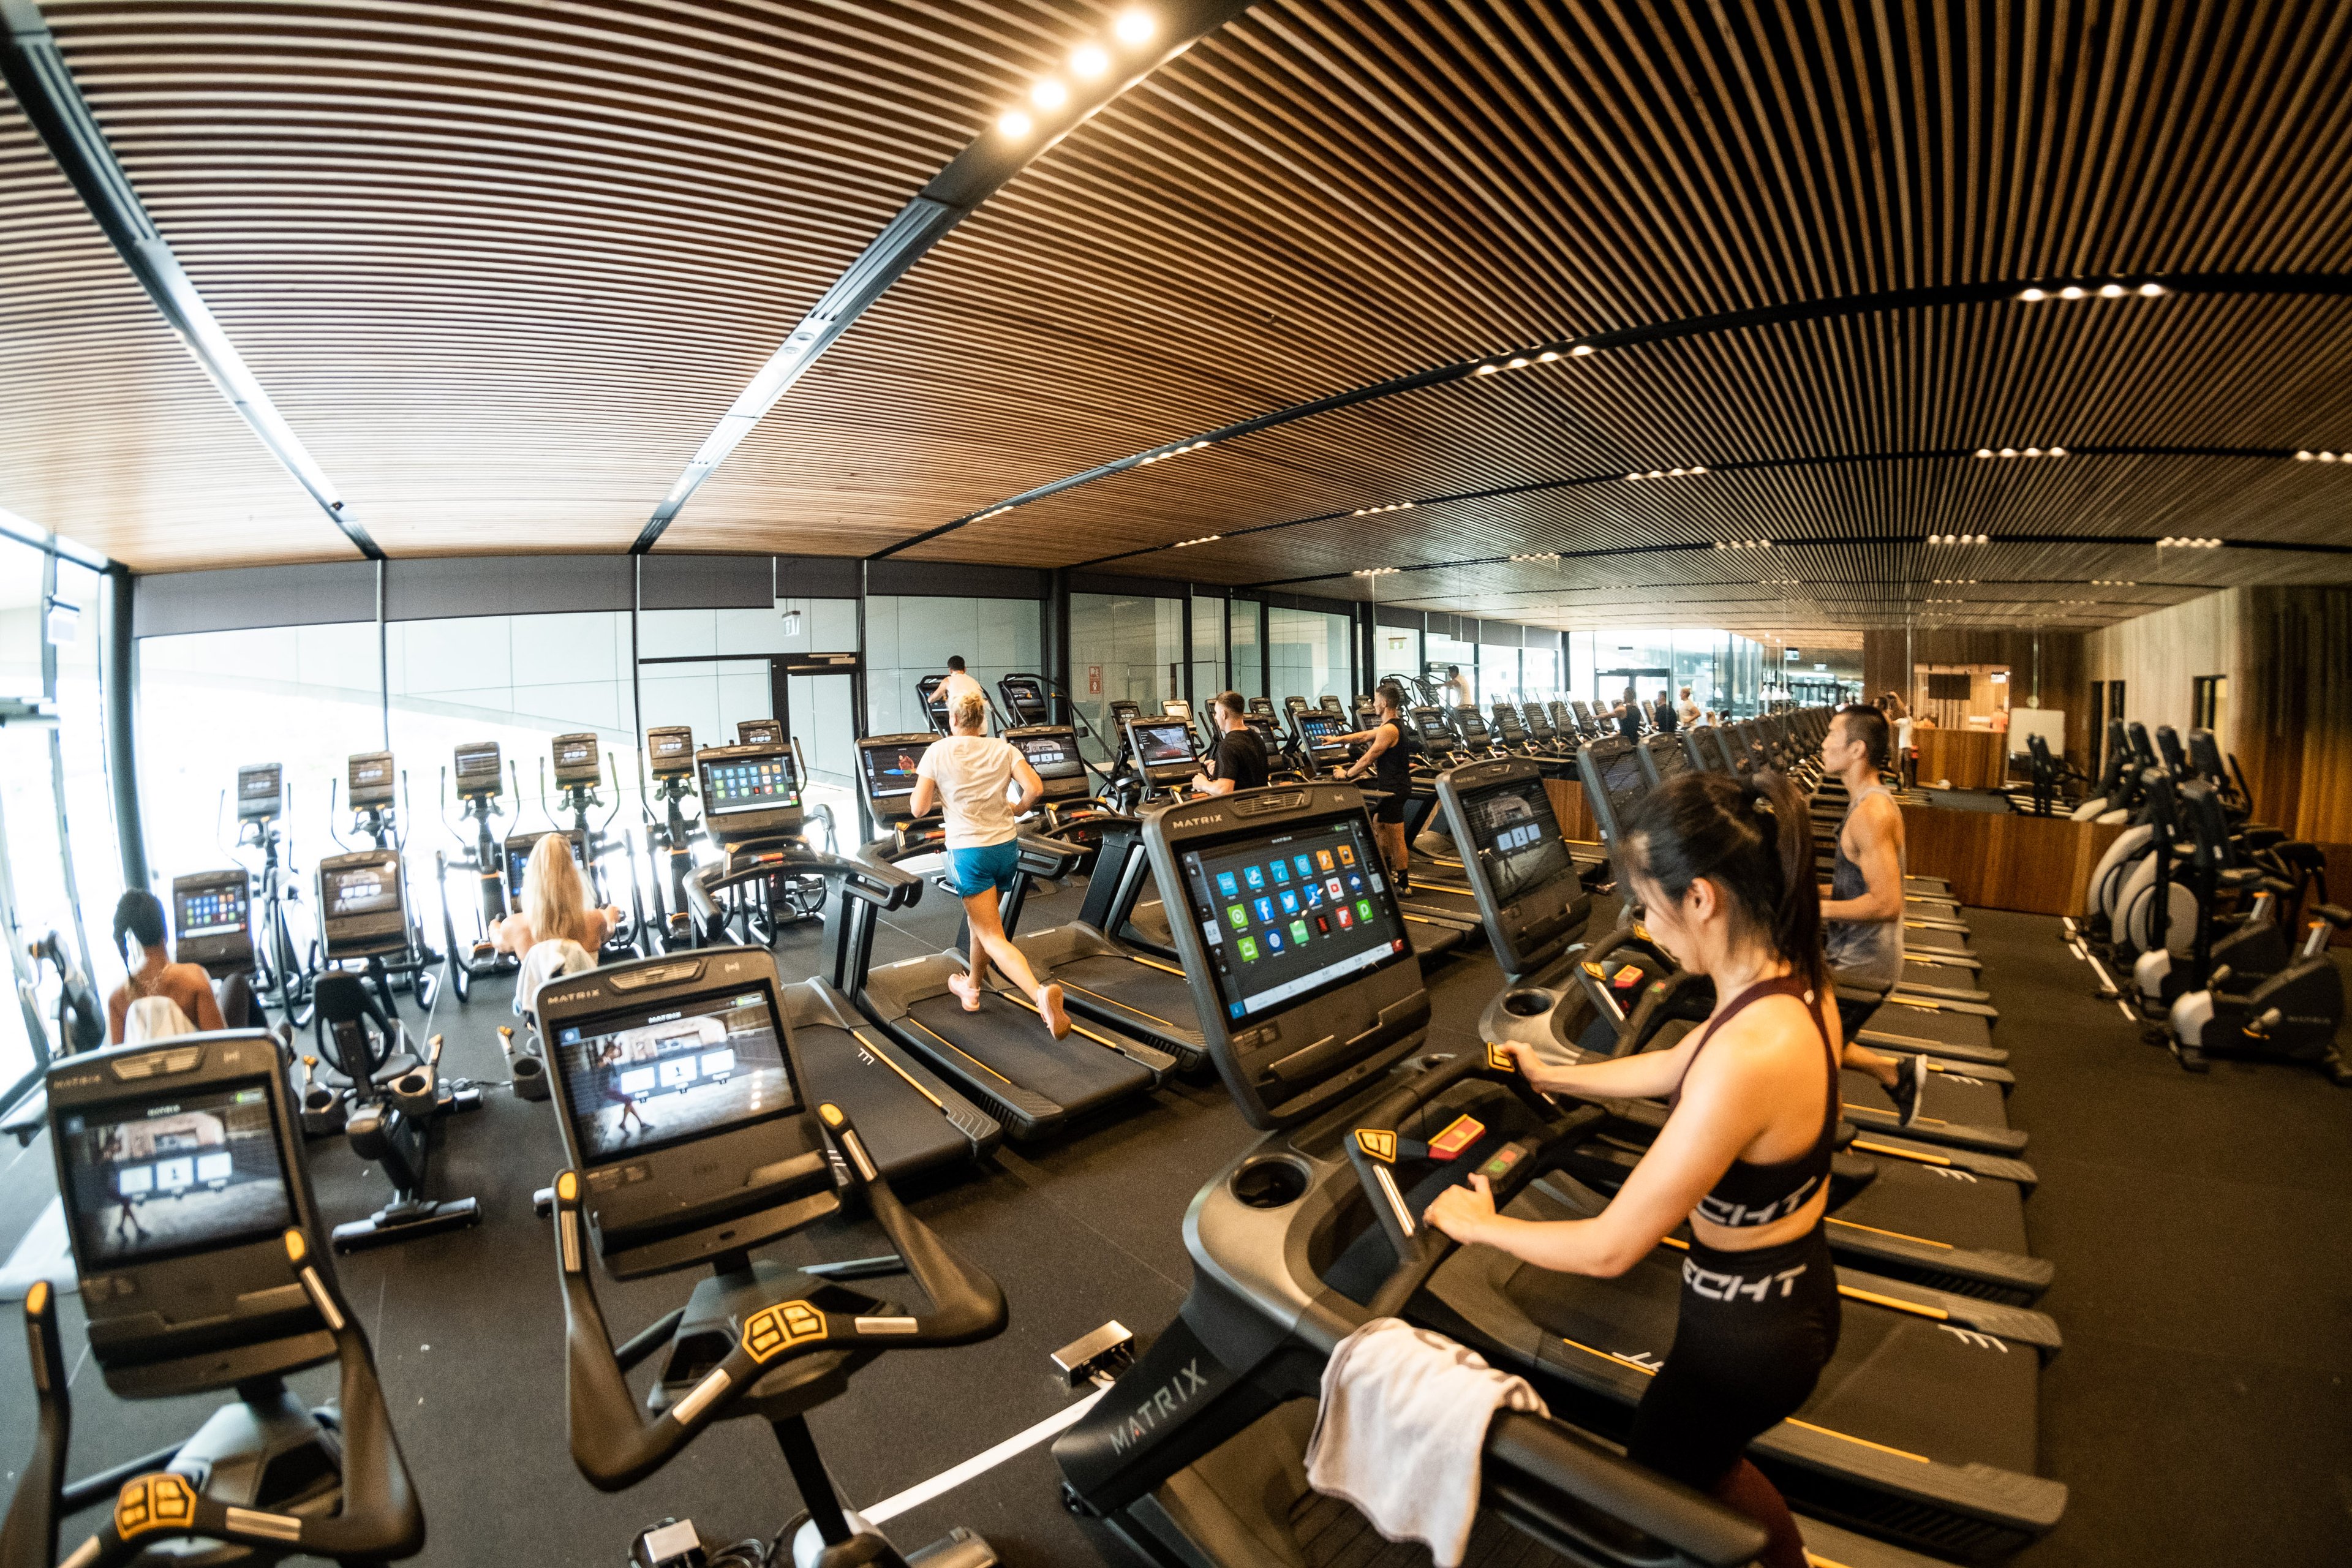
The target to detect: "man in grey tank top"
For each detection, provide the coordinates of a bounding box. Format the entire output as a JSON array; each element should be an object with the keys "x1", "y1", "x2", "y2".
[{"x1": 1819, "y1": 705, "x2": 1926, "y2": 1123}]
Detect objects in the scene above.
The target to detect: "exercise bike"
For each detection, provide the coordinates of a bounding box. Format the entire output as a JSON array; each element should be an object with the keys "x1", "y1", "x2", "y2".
[
  {"x1": 2167, "y1": 894, "x2": 2352, "y2": 1081},
  {"x1": 309, "y1": 971, "x2": 484, "y2": 1251}
]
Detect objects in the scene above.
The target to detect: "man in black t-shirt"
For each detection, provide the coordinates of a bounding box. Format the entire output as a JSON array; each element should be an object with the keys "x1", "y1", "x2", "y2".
[{"x1": 1192, "y1": 689, "x2": 1270, "y2": 794}]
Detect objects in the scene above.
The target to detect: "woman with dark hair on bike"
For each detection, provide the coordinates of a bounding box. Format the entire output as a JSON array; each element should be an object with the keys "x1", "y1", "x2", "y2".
[{"x1": 1425, "y1": 767, "x2": 1840, "y2": 1568}]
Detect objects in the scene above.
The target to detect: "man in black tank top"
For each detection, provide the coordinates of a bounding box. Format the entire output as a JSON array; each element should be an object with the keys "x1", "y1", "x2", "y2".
[{"x1": 1336, "y1": 682, "x2": 1414, "y2": 890}]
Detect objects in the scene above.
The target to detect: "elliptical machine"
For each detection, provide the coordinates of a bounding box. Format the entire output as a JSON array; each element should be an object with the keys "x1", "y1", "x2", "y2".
[
  {"x1": 435, "y1": 739, "x2": 518, "y2": 1004},
  {"x1": 229, "y1": 761, "x2": 319, "y2": 1026},
  {"x1": 309, "y1": 971, "x2": 483, "y2": 1252},
  {"x1": 641, "y1": 724, "x2": 707, "y2": 952},
  {"x1": 324, "y1": 751, "x2": 440, "y2": 1010},
  {"x1": 537, "y1": 733, "x2": 641, "y2": 962}
]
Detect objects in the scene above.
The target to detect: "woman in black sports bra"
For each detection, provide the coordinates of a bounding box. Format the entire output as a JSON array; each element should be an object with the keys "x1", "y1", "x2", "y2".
[{"x1": 1424, "y1": 768, "x2": 1839, "y2": 1568}]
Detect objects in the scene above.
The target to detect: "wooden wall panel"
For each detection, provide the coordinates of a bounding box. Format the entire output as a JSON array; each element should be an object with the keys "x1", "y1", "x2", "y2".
[
  {"x1": 1861, "y1": 629, "x2": 2088, "y2": 763},
  {"x1": 1912, "y1": 729, "x2": 2008, "y2": 791},
  {"x1": 2235, "y1": 588, "x2": 2352, "y2": 942},
  {"x1": 1544, "y1": 777, "x2": 1599, "y2": 848},
  {"x1": 1898, "y1": 807, "x2": 2124, "y2": 917}
]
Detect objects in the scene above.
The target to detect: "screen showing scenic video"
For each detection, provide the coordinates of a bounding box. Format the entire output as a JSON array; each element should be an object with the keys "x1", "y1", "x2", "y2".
[
  {"x1": 59, "y1": 1083, "x2": 293, "y2": 1267},
  {"x1": 505, "y1": 832, "x2": 585, "y2": 894},
  {"x1": 738, "y1": 721, "x2": 782, "y2": 744},
  {"x1": 1466, "y1": 780, "x2": 1570, "y2": 905},
  {"x1": 453, "y1": 742, "x2": 502, "y2": 788},
  {"x1": 552, "y1": 989, "x2": 796, "y2": 1162},
  {"x1": 1133, "y1": 721, "x2": 1195, "y2": 767},
  {"x1": 325, "y1": 861, "x2": 402, "y2": 919},
  {"x1": 175, "y1": 881, "x2": 249, "y2": 940},
  {"x1": 1013, "y1": 730, "x2": 1082, "y2": 779},
  {"x1": 702, "y1": 753, "x2": 799, "y2": 815},
  {"x1": 1179, "y1": 815, "x2": 1409, "y2": 1025},
  {"x1": 861, "y1": 740, "x2": 929, "y2": 801}
]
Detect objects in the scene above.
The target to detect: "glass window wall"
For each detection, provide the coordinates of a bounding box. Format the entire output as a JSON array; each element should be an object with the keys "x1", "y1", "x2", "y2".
[
  {"x1": 864, "y1": 595, "x2": 1041, "y2": 737},
  {"x1": 1190, "y1": 595, "x2": 1226, "y2": 701},
  {"x1": 1229, "y1": 599, "x2": 1263, "y2": 700},
  {"x1": 1521, "y1": 643, "x2": 1559, "y2": 700},
  {"x1": 1374, "y1": 622, "x2": 1422, "y2": 690},
  {"x1": 1427, "y1": 626, "x2": 1476, "y2": 706},
  {"x1": 1267, "y1": 606, "x2": 1351, "y2": 706},
  {"x1": 1070, "y1": 592, "x2": 1182, "y2": 759}
]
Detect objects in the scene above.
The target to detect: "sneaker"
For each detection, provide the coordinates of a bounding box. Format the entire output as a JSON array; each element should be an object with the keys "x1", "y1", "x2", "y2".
[
  {"x1": 1890, "y1": 1053, "x2": 1928, "y2": 1126},
  {"x1": 1038, "y1": 984, "x2": 1072, "y2": 1040}
]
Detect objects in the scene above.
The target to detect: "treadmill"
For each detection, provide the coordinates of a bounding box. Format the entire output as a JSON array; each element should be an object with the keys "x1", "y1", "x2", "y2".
[
  {"x1": 851, "y1": 731, "x2": 1175, "y2": 1140},
  {"x1": 677, "y1": 737, "x2": 1002, "y2": 1181},
  {"x1": 1293, "y1": 707, "x2": 1478, "y2": 959},
  {"x1": 1054, "y1": 784, "x2": 2058, "y2": 1568},
  {"x1": 1441, "y1": 758, "x2": 2045, "y2": 1305},
  {"x1": 993, "y1": 723, "x2": 1208, "y2": 1069}
]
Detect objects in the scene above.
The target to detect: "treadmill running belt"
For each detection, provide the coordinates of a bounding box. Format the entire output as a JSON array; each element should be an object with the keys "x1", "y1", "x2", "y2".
[
  {"x1": 1857, "y1": 999, "x2": 2000, "y2": 1062},
  {"x1": 789, "y1": 1020, "x2": 987, "y2": 1180},
  {"x1": 1291, "y1": 1491, "x2": 1576, "y2": 1567},
  {"x1": 1842, "y1": 1067, "x2": 2007, "y2": 1133},
  {"x1": 1832, "y1": 1161, "x2": 2030, "y2": 1260},
  {"x1": 1047, "y1": 954, "x2": 1207, "y2": 1056},
  {"x1": 904, "y1": 993, "x2": 1157, "y2": 1114}
]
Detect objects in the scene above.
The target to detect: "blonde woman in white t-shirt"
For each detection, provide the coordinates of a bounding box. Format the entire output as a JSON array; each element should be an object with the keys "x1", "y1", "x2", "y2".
[{"x1": 905, "y1": 690, "x2": 1071, "y2": 1038}]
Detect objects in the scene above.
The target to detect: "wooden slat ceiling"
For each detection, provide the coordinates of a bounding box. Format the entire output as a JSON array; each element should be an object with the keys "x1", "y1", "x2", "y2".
[{"x1": 5, "y1": 0, "x2": 2349, "y2": 631}]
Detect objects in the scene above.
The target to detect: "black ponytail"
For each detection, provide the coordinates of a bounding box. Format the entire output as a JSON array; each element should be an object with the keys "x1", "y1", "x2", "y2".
[
  {"x1": 1621, "y1": 768, "x2": 1825, "y2": 991},
  {"x1": 113, "y1": 889, "x2": 167, "y2": 960}
]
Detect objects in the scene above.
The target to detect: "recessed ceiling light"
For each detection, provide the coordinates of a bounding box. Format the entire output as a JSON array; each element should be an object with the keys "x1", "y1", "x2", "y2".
[
  {"x1": 1570, "y1": 344, "x2": 1595, "y2": 356},
  {"x1": 2060, "y1": 285, "x2": 2087, "y2": 300},
  {"x1": 1031, "y1": 79, "x2": 1069, "y2": 110},
  {"x1": 1114, "y1": 9, "x2": 1156, "y2": 45},
  {"x1": 2018, "y1": 287, "x2": 2046, "y2": 302},
  {"x1": 997, "y1": 110, "x2": 1032, "y2": 138},
  {"x1": 1071, "y1": 43, "x2": 1109, "y2": 77},
  {"x1": 2098, "y1": 283, "x2": 2125, "y2": 299},
  {"x1": 2138, "y1": 282, "x2": 2166, "y2": 297}
]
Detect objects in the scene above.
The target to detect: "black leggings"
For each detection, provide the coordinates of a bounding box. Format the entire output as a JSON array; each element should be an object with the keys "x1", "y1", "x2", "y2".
[{"x1": 1627, "y1": 1226, "x2": 1839, "y2": 1563}]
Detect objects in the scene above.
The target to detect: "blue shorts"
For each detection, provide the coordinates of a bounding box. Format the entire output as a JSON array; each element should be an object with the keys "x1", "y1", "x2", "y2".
[{"x1": 944, "y1": 840, "x2": 1020, "y2": 898}]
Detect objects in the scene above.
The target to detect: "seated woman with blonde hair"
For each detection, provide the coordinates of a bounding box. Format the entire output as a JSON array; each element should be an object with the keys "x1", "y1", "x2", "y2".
[{"x1": 493, "y1": 832, "x2": 624, "y2": 1018}]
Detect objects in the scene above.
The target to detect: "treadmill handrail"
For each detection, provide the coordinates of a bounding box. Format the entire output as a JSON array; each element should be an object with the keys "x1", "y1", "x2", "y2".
[
  {"x1": 546, "y1": 1104, "x2": 1005, "y2": 1493},
  {"x1": 687, "y1": 843, "x2": 923, "y2": 933}
]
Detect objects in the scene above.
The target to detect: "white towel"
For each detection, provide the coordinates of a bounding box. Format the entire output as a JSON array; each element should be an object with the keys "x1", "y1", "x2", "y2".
[
  {"x1": 1303, "y1": 1317, "x2": 1549, "y2": 1567},
  {"x1": 514, "y1": 938, "x2": 595, "y2": 1021},
  {"x1": 123, "y1": 995, "x2": 198, "y2": 1043}
]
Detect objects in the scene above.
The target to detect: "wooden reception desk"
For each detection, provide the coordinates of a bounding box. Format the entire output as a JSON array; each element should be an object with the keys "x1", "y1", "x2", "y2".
[
  {"x1": 1911, "y1": 728, "x2": 2010, "y2": 790},
  {"x1": 1898, "y1": 805, "x2": 2124, "y2": 916}
]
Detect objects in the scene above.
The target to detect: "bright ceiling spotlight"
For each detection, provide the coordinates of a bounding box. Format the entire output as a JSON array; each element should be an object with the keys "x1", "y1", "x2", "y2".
[
  {"x1": 1975, "y1": 448, "x2": 1994, "y2": 458},
  {"x1": 2098, "y1": 283, "x2": 2125, "y2": 298},
  {"x1": 1537, "y1": 349, "x2": 1561, "y2": 362},
  {"x1": 1031, "y1": 78, "x2": 1068, "y2": 110},
  {"x1": 1071, "y1": 43, "x2": 1109, "y2": 78},
  {"x1": 2024, "y1": 447, "x2": 2041, "y2": 457},
  {"x1": 2138, "y1": 281, "x2": 2166, "y2": 297},
  {"x1": 1114, "y1": 9, "x2": 1156, "y2": 45},
  {"x1": 2048, "y1": 446, "x2": 2067, "y2": 457},
  {"x1": 1570, "y1": 343, "x2": 1595, "y2": 356},
  {"x1": 1999, "y1": 447, "x2": 2018, "y2": 458},
  {"x1": 2017, "y1": 287, "x2": 2046, "y2": 301},
  {"x1": 997, "y1": 110, "x2": 1032, "y2": 138},
  {"x1": 2059, "y1": 285, "x2": 2087, "y2": 300}
]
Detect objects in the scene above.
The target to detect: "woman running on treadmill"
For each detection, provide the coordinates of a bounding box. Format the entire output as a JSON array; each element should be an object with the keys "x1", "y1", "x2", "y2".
[
  {"x1": 1424, "y1": 769, "x2": 1841, "y2": 1568},
  {"x1": 106, "y1": 891, "x2": 227, "y2": 1044},
  {"x1": 1333, "y1": 681, "x2": 1414, "y2": 892},
  {"x1": 907, "y1": 689, "x2": 1071, "y2": 1038}
]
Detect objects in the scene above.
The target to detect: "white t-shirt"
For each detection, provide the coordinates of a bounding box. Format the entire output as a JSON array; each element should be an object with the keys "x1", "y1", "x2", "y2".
[
  {"x1": 939, "y1": 670, "x2": 987, "y2": 718},
  {"x1": 1894, "y1": 715, "x2": 1915, "y2": 751},
  {"x1": 1676, "y1": 698, "x2": 1701, "y2": 727},
  {"x1": 917, "y1": 734, "x2": 1020, "y2": 849}
]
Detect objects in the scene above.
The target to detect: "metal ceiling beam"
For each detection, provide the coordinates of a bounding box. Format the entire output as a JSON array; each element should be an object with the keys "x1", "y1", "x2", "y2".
[
  {"x1": 0, "y1": 0, "x2": 381, "y2": 560},
  {"x1": 633, "y1": 0, "x2": 1259, "y2": 554}
]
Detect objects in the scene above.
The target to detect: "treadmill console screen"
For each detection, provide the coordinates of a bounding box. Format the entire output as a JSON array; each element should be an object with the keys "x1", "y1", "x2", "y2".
[
  {"x1": 1464, "y1": 778, "x2": 1572, "y2": 905},
  {"x1": 1009, "y1": 728, "x2": 1084, "y2": 782},
  {"x1": 453, "y1": 741, "x2": 503, "y2": 794},
  {"x1": 552, "y1": 733, "x2": 601, "y2": 789},
  {"x1": 236, "y1": 763, "x2": 283, "y2": 821},
  {"x1": 345, "y1": 752, "x2": 395, "y2": 810},
  {"x1": 175, "y1": 878, "x2": 249, "y2": 941},
  {"x1": 1455, "y1": 710, "x2": 1492, "y2": 745},
  {"x1": 551, "y1": 988, "x2": 795, "y2": 1163},
  {"x1": 322, "y1": 857, "x2": 404, "y2": 922},
  {"x1": 1296, "y1": 712, "x2": 1348, "y2": 756},
  {"x1": 1177, "y1": 815, "x2": 1409, "y2": 1023},
  {"x1": 860, "y1": 738, "x2": 930, "y2": 803},
  {"x1": 1000, "y1": 677, "x2": 1047, "y2": 718},
  {"x1": 57, "y1": 1081, "x2": 293, "y2": 1268},
  {"x1": 646, "y1": 726, "x2": 695, "y2": 779},
  {"x1": 1130, "y1": 719, "x2": 1197, "y2": 770},
  {"x1": 701, "y1": 750, "x2": 800, "y2": 817},
  {"x1": 1416, "y1": 713, "x2": 1454, "y2": 748},
  {"x1": 1588, "y1": 745, "x2": 1649, "y2": 843}
]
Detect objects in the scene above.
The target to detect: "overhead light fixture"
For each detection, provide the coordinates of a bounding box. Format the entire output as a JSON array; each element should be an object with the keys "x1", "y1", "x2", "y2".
[
  {"x1": 1350, "y1": 502, "x2": 1414, "y2": 515},
  {"x1": 1135, "y1": 439, "x2": 1212, "y2": 467},
  {"x1": 2098, "y1": 283, "x2": 2125, "y2": 298},
  {"x1": 2092, "y1": 579, "x2": 2138, "y2": 586},
  {"x1": 2138, "y1": 282, "x2": 2166, "y2": 297},
  {"x1": 1509, "y1": 552, "x2": 1561, "y2": 563},
  {"x1": 1711, "y1": 538, "x2": 1772, "y2": 549},
  {"x1": 997, "y1": 110, "x2": 1032, "y2": 138},
  {"x1": 2296, "y1": 450, "x2": 2340, "y2": 462},
  {"x1": 1115, "y1": 9, "x2": 1156, "y2": 45},
  {"x1": 1927, "y1": 533, "x2": 1992, "y2": 545},
  {"x1": 1031, "y1": 78, "x2": 1069, "y2": 110},
  {"x1": 2059, "y1": 286, "x2": 2087, "y2": 300},
  {"x1": 973, "y1": 504, "x2": 1014, "y2": 521},
  {"x1": 1172, "y1": 533, "x2": 1220, "y2": 548},
  {"x1": 1351, "y1": 567, "x2": 1401, "y2": 577},
  {"x1": 2157, "y1": 537, "x2": 2223, "y2": 549},
  {"x1": 2018, "y1": 287, "x2": 2046, "y2": 302},
  {"x1": 1071, "y1": 43, "x2": 1109, "y2": 77}
]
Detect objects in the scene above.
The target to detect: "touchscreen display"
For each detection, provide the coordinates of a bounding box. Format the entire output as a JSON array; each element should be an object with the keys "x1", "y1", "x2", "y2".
[
  {"x1": 553, "y1": 734, "x2": 600, "y2": 783},
  {"x1": 58, "y1": 1083, "x2": 293, "y2": 1267},
  {"x1": 1416, "y1": 714, "x2": 1453, "y2": 746},
  {"x1": 861, "y1": 739, "x2": 929, "y2": 801},
  {"x1": 647, "y1": 726, "x2": 695, "y2": 777},
  {"x1": 1297, "y1": 714, "x2": 1346, "y2": 753},
  {"x1": 347, "y1": 752, "x2": 395, "y2": 805},
  {"x1": 1001, "y1": 677, "x2": 1047, "y2": 716},
  {"x1": 703, "y1": 752, "x2": 799, "y2": 815},
  {"x1": 1012, "y1": 730, "x2": 1082, "y2": 779},
  {"x1": 176, "y1": 881, "x2": 249, "y2": 940},
  {"x1": 507, "y1": 832, "x2": 585, "y2": 894},
  {"x1": 1464, "y1": 780, "x2": 1572, "y2": 905},
  {"x1": 1131, "y1": 720, "x2": 1195, "y2": 768},
  {"x1": 237, "y1": 764, "x2": 283, "y2": 818},
  {"x1": 453, "y1": 741, "x2": 502, "y2": 788},
  {"x1": 551, "y1": 989, "x2": 795, "y2": 1162},
  {"x1": 1456, "y1": 710, "x2": 1491, "y2": 743},
  {"x1": 324, "y1": 860, "x2": 402, "y2": 919},
  {"x1": 1178, "y1": 816, "x2": 1410, "y2": 1023}
]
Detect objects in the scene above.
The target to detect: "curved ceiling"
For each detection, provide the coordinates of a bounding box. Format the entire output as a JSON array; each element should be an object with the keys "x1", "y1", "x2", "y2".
[{"x1": 2, "y1": 0, "x2": 2348, "y2": 632}]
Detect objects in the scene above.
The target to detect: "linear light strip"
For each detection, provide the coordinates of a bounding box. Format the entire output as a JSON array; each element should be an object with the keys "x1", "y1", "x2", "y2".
[
  {"x1": 0, "y1": 0, "x2": 380, "y2": 560},
  {"x1": 637, "y1": 0, "x2": 1257, "y2": 554},
  {"x1": 876, "y1": 269, "x2": 2352, "y2": 559}
]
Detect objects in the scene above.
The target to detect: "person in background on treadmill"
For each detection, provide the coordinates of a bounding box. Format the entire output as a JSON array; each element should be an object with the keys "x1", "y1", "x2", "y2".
[
  {"x1": 1654, "y1": 690, "x2": 1679, "y2": 734},
  {"x1": 908, "y1": 688, "x2": 1071, "y2": 1038},
  {"x1": 1425, "y1": 769, "x2": 1842, "y2": 1568},
  {"x1": 1817, "y1": 705, "x2": 1926, "y2": 1123},
  {"x1": 1191, "y1": 690, "x2": 1269, "y2": 796},
  {"x1": 1676, "y1": 685, "x2": 1702, "y2": 729},
  {"x1": 1334, "y1": 681, "x2": 1415, "y2": 891},
  {"x1": 105, "y1": 890, "x2": 227, "y2": 1044},
  {"x1": 1615, "y1": 693, "x2": 1643, "y2": 741},
  {"x1": 939, "y1": 655, "x2": 987, "y2": 718},
  {"x1": 1441, "y1": 665, "x2": 1472, "y2": 709}
]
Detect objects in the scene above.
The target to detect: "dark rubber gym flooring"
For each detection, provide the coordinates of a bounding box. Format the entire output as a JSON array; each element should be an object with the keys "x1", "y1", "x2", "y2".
[{"x1": 2, "y1": 877, "x2": 2348, "y2": 1566}]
